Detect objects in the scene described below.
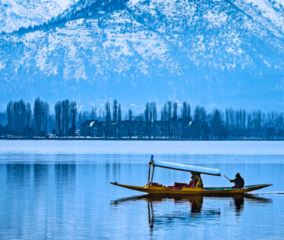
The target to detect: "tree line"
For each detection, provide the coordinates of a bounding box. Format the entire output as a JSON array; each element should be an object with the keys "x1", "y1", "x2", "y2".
[{"x1": 0, "y1": 97, "x2": 283, "y2": 139}]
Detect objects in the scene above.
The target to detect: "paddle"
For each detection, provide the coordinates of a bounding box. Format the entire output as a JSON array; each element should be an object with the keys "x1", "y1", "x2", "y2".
[{"x1": 224, "y1": 175, "x2": 231, "y2": 181}]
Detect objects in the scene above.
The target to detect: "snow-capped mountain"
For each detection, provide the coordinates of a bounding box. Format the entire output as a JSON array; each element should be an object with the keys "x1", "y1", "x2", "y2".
[
  {"x1": 0, "y1": 0, "x2": 284, "y2": 111},
  {"x1": 0, "y1": 0, "x2": 79, "y2": 33}
]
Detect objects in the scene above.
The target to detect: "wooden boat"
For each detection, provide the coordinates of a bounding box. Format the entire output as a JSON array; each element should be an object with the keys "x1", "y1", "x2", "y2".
[{"x1": 111, "y1": 155, "x2": 272, "y2": 196}]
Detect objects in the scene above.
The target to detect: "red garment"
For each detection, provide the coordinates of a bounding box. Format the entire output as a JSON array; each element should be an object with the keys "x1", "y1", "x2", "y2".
[{"x1": 189, "y1": 180, "x2": 197, "y2": 188}]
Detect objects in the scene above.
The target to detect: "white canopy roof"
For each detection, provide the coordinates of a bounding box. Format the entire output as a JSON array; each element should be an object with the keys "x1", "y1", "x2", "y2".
[{"x1": 151, "y1": 160, "x2": 221, "y2": 176}]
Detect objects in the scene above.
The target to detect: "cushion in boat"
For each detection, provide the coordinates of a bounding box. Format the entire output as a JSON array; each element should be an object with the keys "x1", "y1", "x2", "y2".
[
  {"x1": 167, "y1": 186, "x2": 180, "y2": 190},
  {"x1": 151, "y1": 182, "x2": 163, "y2": 187},
  {"x1": 174, "y1": 182, "x2": 188, "y2": 187}
]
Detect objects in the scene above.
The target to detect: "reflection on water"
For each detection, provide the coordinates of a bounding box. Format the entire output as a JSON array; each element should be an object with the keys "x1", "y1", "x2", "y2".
[
  {"x1": 111, "y1": 194, "x2": 272, "y2": 231},
  {"x1": 0, "y1": 154, "x2": 283, "y2": 239},
  {"x1": 234, "y1": 197, "x2": 244, "y2": 216}
]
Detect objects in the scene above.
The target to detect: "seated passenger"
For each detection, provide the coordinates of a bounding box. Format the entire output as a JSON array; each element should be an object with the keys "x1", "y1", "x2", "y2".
[
  {"x1": 189, "y1": 175, "x2": 197, "y2": 187},
  {"x1": 195, "y1": 173, "x2": 203, "y2": 188},
  {"x1": 189, "y1": 173, "x2": 203, "y2": 188}
]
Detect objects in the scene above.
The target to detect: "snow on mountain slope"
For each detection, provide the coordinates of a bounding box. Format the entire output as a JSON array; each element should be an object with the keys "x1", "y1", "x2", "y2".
[
  {"x1": 232, "y1": 0, "x2": 284, "y2": 37},
  {"x1": 0, "y1": 0, "x2": 79, "y2": 33},
  {"x1": 0, "y1": 0, "x2": 284, "y2": 110}
]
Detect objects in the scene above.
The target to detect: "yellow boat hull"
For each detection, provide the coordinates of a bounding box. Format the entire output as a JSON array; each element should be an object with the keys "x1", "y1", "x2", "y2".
[{"x1": 110, "y1": 182, "x2": 272, "y2": 195}]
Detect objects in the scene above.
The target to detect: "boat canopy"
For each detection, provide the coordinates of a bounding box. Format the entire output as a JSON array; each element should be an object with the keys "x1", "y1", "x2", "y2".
[{"x1": 150, "y1": 159, "x2": 221, "y2": 176}]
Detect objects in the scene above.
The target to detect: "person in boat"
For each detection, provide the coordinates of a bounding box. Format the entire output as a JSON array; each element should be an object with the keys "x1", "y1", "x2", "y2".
[
  {"x1": 189, "y1": 173, "x2": 203, "y2": 188},
  {"x1": 188, "y1": 175, "x2": 196, "y2": 187},
  {"x1": 230, "y1": 173, "x2": 245, "y2": 189}
]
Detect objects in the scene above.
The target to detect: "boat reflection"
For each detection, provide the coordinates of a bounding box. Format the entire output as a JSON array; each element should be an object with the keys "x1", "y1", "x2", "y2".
[
  {"x1": 111, "y1": 194, "x2": 272, "y2": 230},
  {"x1": 144, "y1": 196, "x2": 221, "y2": 231},
  {"x1": 233, "y1": 197, "x2": 245, "y2": 216},
  {"x1": 230, "y1": 195, "x2": 272, "y2": 217}
]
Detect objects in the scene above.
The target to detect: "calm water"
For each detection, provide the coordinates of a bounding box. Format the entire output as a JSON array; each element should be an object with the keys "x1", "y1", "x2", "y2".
[{"x1": 0, "y1": 141, "x2": 284, "y2": 239}]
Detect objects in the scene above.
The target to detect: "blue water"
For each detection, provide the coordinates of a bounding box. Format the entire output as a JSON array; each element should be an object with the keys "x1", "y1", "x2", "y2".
[{"x1": 0, "y1": 141, "x2": 284, "y2": 239}]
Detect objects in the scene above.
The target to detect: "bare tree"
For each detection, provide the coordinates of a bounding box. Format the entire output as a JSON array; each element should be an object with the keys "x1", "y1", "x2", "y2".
[
  {"x1": 128, "y1": 109, "x2": 133, "y2": 120},
  {"x1": 82, "y1": 111, "x2": 89, "y2": 122},
  {"x1": 247, "y1": 113, "x2": 252, "y2": 138},
  {"x1": 161, "y1": 109, "x2": 164, "y2": 137},
  {"x1": 105, "y1": 101, "x2": 111, "y2": 137},
  {"x1": 55, "y1": 101, "x2": 62, "y2": 137},
  {"x1": 7, "y1": 101, "x2": 13, "y2": 132},
  {"x1": 186, "y1": 103, "x2": 191, "y2": 137},
  {"x1": 150, "y1": 102, "x2": 157, "y2": 138},
  {"x1": 41, "y1": 102, "x2": 49, "y2": 135},
  {"x1": 113, "y1": 100, "x2": 118, "y2": 137},
  {"x1": 144, "y1": 102, "x2": 150, "y2": 137},
  {"x1": 126, "y1": 109, "x2": 134, "y2": 138},
  {"x1": 167, "y1": 101, "x2": 172, "y2": 137},
  {"x1": 33, "y1": 97, "x2": 42, "y2": 136},
  {"x1": 163, "y1": 104, "x2": 167, "y2": 137},
  {"x1": 210, "y1": 109, "x2": 224, "y2": 139},
  {"x1": 70, "y1": 101, "x2": 77, "y2": 136},
  {"x1": 13, "y1": 101, "x2": 20, "y2": 135},
  {"x1": 25, "y1": 103, "x2": 32, "y2": 137},
  {"x1": 118, "y1": 104, "x2": 122, "y2": 137},
  {"x1": 90, "y1": 106, "x2": 96, "y2": 120},
  {"x1": 181, "y1": 102, "x2": 187, "y2": 138},
  {"x1": 61, "y1": 100, "x2": 70, "y2": 137},
  {"x1": 173, "y1": 102, "x2": 178, "y2": 138},
  {"x1": 18, "y1": 100, "x2": 26, "y2": 135}
]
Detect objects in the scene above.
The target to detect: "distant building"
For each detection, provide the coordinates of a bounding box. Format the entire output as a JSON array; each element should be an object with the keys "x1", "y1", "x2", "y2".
[
  {"x1": 80, "y1": 120, "x2": 109, "y2": 137},
  {"x1": 80, "y1": 120, "x2": 99, "y2": 137}
]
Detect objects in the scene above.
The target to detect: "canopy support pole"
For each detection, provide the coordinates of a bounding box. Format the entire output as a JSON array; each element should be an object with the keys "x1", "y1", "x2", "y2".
[
  {"x1": 148, "y1": 155, "x2": 155, "y2": 187},
  {"x1": 150, "y1": 166, "x2": 155, "y2": 185},
  {"x1": 148, "y1": 164, "x2": 151, "y2": 186}
]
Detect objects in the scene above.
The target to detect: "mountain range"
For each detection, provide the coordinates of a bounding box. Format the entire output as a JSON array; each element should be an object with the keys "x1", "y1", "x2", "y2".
[{"x1": 0, "y1": 0, "x2": 284, "y2": 112}]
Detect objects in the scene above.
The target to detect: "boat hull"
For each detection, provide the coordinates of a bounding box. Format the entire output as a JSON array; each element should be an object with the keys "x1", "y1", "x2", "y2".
[{"x1": 110, "y1": 182, "x2": 272, "y2": 195}]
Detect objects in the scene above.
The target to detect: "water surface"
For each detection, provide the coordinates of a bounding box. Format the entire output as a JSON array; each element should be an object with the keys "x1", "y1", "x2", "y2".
[
  {"x1": 1, "y1": 140, "x2": 284, "y2": 155},
  {"x1": 0, "y1": 141, "x2": 283, "y2": 239}
]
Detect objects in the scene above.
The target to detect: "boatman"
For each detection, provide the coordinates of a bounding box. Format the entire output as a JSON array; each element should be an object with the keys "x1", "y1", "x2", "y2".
[{"x1": 230, "y1": 173, "x2": 245, "y2": 189}]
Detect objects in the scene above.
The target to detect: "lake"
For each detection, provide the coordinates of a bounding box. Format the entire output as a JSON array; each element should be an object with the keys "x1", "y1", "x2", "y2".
[{"x1": 0, "y1": 140, "x2": 283, "y2": 239}]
